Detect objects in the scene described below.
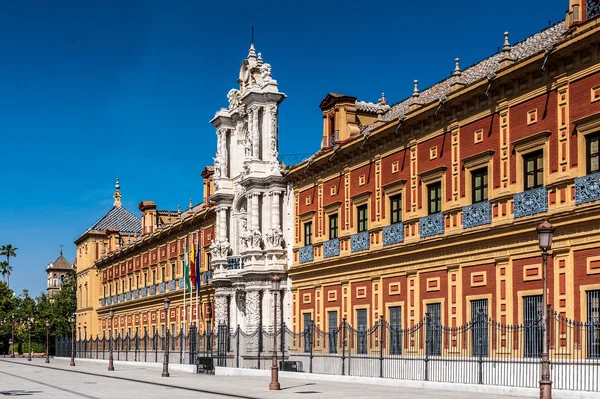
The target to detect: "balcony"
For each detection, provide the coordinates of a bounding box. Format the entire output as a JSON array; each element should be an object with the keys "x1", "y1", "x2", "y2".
[
  {"x1": 106, "y1": 297, "x2": 112, "y2": 306},
  {"x1": 126, "y1": 291, "x2": 132, "y2": 301},
  {"x1": 179, "y1": 277, "x2": 185, "y2": 288},
  {"x1": 149, "y1": 285, "x2": 156, "y2": 295},
  {"x1": 420, "y1": 213, "x2": 444, "y2": 239},
  {"x1": 203, "y1": 269, "x2": 213, "y2": 283},
  {"x1": 168, "y1": 280, "x2": 176, "y2": 291},
  {"x1": 299, "y1": 245, "x2": 314, "y2": 263},
  {"x1": 101, "y1": 298, "x2": 106, "y2": 307},
  {"x1": 351, "y1": 231, "x2": 370, "y2": 253},
  {"x1": 383, "y1": 222, "x2": 404, "y2": 246},
  {"x1": 514, "y1": 186, "x2": 547, "y2": 218},
  {"x1": 227, "y1": 256, "x2": 243, "y2": 270},
  {"x1": 141, "y1": 287, "x2": 147, "y2": 297},
  {"x1": 575, "y1": 173, "x2": 600, "y2": 205},
  {"x1": 158, "y1": 283, "x2": 166, "y2": 293},
  {"x1": 323, "y1": 238, "x2": 340, "y2": 258},
  {"x1": 119, "y1": 293, "x2": 124, "y2": 303},
  {"x1": 133, "y1": 290, "x2": 139, "y2": 299},
  {"x1": 462, "y1": 201, "x2": 492, "y2": 229}
]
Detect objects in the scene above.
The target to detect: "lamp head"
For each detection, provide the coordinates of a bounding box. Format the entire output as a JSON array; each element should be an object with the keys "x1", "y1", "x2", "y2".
[
  {"x1": 109, "y1": 310, "x2": 114, "y2": 318},
  {"x1": 536, "y1": 218, "x2": 555, "y2": 252},
  {"x1": 163, "y1": 297, "x2": 171, "y2": 310},
  {"x1": 271, "y1": 274, "x2": 281, "y2": 291}
]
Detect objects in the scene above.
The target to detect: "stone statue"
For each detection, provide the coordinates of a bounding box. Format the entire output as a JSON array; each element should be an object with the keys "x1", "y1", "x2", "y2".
[
  {"x1": 227, "y1": 89, "x2": 240, "y2": 109},
  {"x1": 251, "y1": 229, "x2": 262, "y2": 249},
  {"x1": 219, "y1": 239, "x2": 230, "y2": 258},
  {"x1": 272, "y1": 227, "x2": 283, "y2": 248},
  {"x1": 239, "y1": 218, "x2": 251, "y2": 249},
  {"x1": 210, "y1": 240, "x2": 219, "y2": 258},
  {"x1": 260, "y1": 63, "x2": 272, "y2": 82},
  {"x1": 213, "y1": 154, "x2": 221, "y2": 178}
]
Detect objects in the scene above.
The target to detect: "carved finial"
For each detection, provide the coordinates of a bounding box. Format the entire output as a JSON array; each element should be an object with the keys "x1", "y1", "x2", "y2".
[
  {"x1": 378, "y1": 92, "x2": 388, "y2": 105},
  {"x1": 412, "y1": 80, "x2": 419, "y2": 97},
  {"x1": 502, "y1": 32, "x2": 511, "y2": 53},
  {"x1": 60, "y1": 245, "x2": 63, "y2": 257},
  {"x1": 189, "y1": 198, "x2": 193, "y2": 210},
  {"x1": 257, "y1": 52, "x2": 263, "y2": 66},
  {"x1": 177, "y1": 205, "x2": 181, "y2": 217},
  {"x1": 113, "y1": 176, "x2": 122, "y2": 207},
  {"x1": 248, "y1": 43, "x2": 257, "y2": 61},
  {"x1": 454, "y1": 58, "x2": 461, "y2": 76}
]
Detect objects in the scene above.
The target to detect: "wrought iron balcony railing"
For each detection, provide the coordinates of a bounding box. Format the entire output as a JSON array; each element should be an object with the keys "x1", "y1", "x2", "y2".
[
  {"x1": 323, "y1": 238, "x2": 340, "y2": 258},
  {"x1": 420, "y1": 213, "x2": 444, "y2": 239},
  {"x1": 513, "y1": 186, "x2": 547, "y2": 218},
  {"x1": 351, "y1": 231, "x2": 370, "y2": 253},
  {"x1": 299, "y1": 245, "x2": 314, "y2": 263},
  {"x1": 575, "y1": 172, "x2": 600, "y2": 205},
  {"x1": 383, "y1": 222, "x2": 404, "y2": 246},
  {"x1": 462, "y1": 201, "x2": 492, "y2": 229}
]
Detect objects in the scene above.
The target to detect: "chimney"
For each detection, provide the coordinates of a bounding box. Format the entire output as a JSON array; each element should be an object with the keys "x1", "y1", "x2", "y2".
[{"x1": 138, "y1": 200, "x2": 157, "y2": 236}]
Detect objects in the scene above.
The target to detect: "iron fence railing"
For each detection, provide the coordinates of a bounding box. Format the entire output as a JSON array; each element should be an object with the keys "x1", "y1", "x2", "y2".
[{"x1": 58, "y1": 309, "x2": 599, "y2": 392}]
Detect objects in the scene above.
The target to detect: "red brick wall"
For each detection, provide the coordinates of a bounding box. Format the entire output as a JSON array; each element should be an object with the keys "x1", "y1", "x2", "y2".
[
  {"x1": 512, "y1": 256, "x2": 554, "y2": 315},
  {"x1": 461, "y1": 263, "x2": 497, "y2": 320},
  {"x1": 417, "y1": 134, "x2": 452, "y2": 208},
  {"x1": 350, "y1": 162, "x2": 376, "y2": 223},
  {"x1": 419, "y1": 270, "x2": 448, "y2": 323},
  {"x1": 573, "y1": 248, "x2": 600, "y2": 318},
  {"x1": 382, "y1": 275, "x2": 408, "y2": 326},
  {"x1": 570, "y1": 71, "x2": 600, "y2": 168}
]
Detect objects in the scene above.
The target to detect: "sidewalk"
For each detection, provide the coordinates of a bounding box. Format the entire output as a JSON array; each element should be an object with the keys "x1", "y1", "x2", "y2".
[{"x1": 0, "y1": 357, "x2": 533, "y2": 399}]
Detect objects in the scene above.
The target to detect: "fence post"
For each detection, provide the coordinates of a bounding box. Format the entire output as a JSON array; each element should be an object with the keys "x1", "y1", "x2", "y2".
[
  {"x1": 236, "y1": 324, "x2": 240, "y2": 368},
  {"x1": 102, "y1": 333, "x2": 106, "y2": 360},
  {"x1": 179, "y1": 331, "x2": 183, "y2": 364},
  {"x1": 144, "y1": 333, "x2": 147, "y2": 363},
  {"x1": 280, "y1": 321, "x2": 286, "y2": 367},
  {"x1": 477, "y1": 309, "x2": 484, "y2": 385},
  {"x1": 257, "y1": 322, "x2": 262, "y2": 370},
  {"x1": 341, "y1": 317, "x2": 347, "y2": 376},
  {"x1": 154, "y1": 333, "x2": 158, "y2": 363},
  {"x1": 125, "y1": 334, "x2": 128, "y2": 362},
  {"x1": 425, "y1": 313, "x2": 430, "y2": 382},
  {"x1": 309, "y1": 319, "x2": 314, "y2": 374},
  {"x1": 379, "y1": 315, "x2": 384, "y2": 378},
  {"x1": 189, "y1": 325, "x2": 197, "y2": 365}
]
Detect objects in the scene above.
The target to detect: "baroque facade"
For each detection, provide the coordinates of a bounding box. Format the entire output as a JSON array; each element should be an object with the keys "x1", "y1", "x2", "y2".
[{"x1": 286, "y1": 0, "x2": 600, "y2": 354}]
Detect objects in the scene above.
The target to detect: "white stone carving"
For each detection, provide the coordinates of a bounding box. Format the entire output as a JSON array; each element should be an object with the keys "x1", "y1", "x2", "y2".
[
  {"x1": 265, "y1": 227, "x2": 283, "y2": 249},
  {"x1": 215, "y1": 294, "x2": 228, "y2": 325},
  {"x1": 251, "y1": 229, "x2": 262, "y2": 249},
  {"x1": 219, "y1": 239, "x2": 230, "y2": 258},
  {"x1": 260, "y1": 63, "x2": 272, "y2": 83},
  {"x1": 227, "y1": 89, "x2": 240, "y2": 109},
  {"x1": 268, "y1": 104, "x2": 280, "y2": 172}
]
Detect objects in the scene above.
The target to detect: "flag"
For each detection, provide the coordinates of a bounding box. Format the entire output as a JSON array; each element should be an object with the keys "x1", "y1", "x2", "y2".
[
  {"x1": 184, "y1": 240, "x2": 192, "y2": 293},
  {"x1": 189, "y1": 238, "x2": 196, "y2": 289},
  {"x1": 195, "y1": 236, "x2": 201, "y2": 292}
]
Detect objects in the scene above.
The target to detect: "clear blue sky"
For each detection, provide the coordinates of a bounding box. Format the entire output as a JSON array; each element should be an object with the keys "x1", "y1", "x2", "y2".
[{"x1": 0, "y1": 0, "x2": 566, "y2": 296}]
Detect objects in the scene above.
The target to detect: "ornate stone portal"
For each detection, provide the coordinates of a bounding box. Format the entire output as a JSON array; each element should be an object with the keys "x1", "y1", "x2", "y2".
[{"x1": 208, "y1": 44, "x2": 290, "y2": 336}]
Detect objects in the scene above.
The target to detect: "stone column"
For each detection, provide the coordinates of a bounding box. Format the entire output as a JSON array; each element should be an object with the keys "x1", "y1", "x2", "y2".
[
  {"x1": 271, "y1": 191, "x2": 281, "y2": 230},
  {"x1": 251, "y1": 192, "x2": 260, "y2": 231},
  {"x1": 268, "y1": 104, "x2": 279, "y2": 170},
  {"x1": 252, "y1": 106, "x2": 260, "y2": 159},
  {"x1": 221, "y1": 128, "x2": 228, "y2": 178},
  {"x1": 218, "y1": 206, "x2": 228, "y2": 243}
]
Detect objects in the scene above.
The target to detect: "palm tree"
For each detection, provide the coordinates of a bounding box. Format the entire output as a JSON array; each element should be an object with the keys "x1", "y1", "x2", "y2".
[
  {"x1": 0, "y1": 261, "x2": 6, "y2": 283},
  {"x1": 0, "y1": 244, "x2": 17, "y2": 289}
]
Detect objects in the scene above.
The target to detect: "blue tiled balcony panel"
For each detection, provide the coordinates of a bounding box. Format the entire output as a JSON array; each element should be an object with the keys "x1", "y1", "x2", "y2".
[
  {"x1": 141, "y1": 287, "x2": 147, "y2": 297},
  {"x1": 351, "y1": 231, "x2": 370, "y2": 253},
  {"x1": 133, "y1": 290, "x2": 139, "y2": 299},
  {"x1": 203, "y1": 270, "x2": 213, "y2": 283},
  {"x1": 168, "y1": 280, "x2": 176, "y2": 291},
  {"x1": 420, "y1": 213, "x2": 444, "y2": 239},
  {"x1": 383, "y1": 222, "x2": 404, "y2": 246},
  {"x1": 514, "y1": 186, "x2": 547, "y2": 218},
  {"x1": 179, "y1": 277, "x2": 185, "y2": 288},
  {"x1": 101, "y1": 298, "x2": 105, "y2": 307},
  {"x1": 227, "y1": 256, "x2": 243, "y2": 270},
  {"x1": 113, "y1": 295, "x2": 118, "y2": 304},
  {"x1": 299, "y1": 245, "x2": 314, "y2": 263},
  {"x1": 149, "y1": 285, "x2": 156, "y2": 295},
  {"x1": 462, "y1": 201, "x2": 492, "y2": 229},
  {"x1": 126, "y1": 291, "x2": 131, "y2": 301},
  {"x1": 575, "y1": 173, "x2": 600, "y2": 205},
  {"x1": 106, "y1": 297, "x2": 112, "y2": 305},
  {"x1": 323, "y1": 238, "x2": 340, "y2": 258},
  {"x1": 119, "y1": 294, "x2": 124, "y2": 303},
  {"x1": 158, "y1": 282, "x2": 165, "y2": 293}
]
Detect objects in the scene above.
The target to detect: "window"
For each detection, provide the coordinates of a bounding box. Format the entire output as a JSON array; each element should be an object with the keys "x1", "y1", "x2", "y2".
[
  {"x1": 115, "y1": 281, "x2": 119, "y2": 293},
  {"x1": 471, "y1": 299, "x2": 488, "y2": 357},
  {"x1": 586, "y1": 133, "x2": 600, "y2": 175},
  {"x1": 329, "y1": 214, "x2": 338, "y2": 239},
  {"x1": 328, "y1": 311, "x2": 338, "y2": 353},
  {"x1": 472, "y1": 168, "x2": 488, "y2": 203},
  {"x1": 152, "y1": 270, "x2": 156, "y2": 285},
  {"x1": 523, "y1": 295, "x2": 543, "y2": 358},
  {"x1": 587, "y1": 290, "x2": 600, "y2": 358},
  {"x1": 162, "y1": 266, "x2": 166, "y2": 282},
  {"x1": 356, "y1": 309, "x2": 368, "y2": 354},
  {"x1": 426, "y1": 303, "x2": 441, "y2": 356},
  {"x1": 390, "y1": 195, "x2": 402, "y2": 224},
  {"x1": 357, "y1": 204, "x2": 368, "y2": 233},
  {"x1": 304, "y1": 222, "x2": 313, "y2": 246},
  {"x1": 524, "y1": 150, "x2": 543, "y2": 190},
  {"x1": 389, "y1": 306, "x2": 402, "y2": 355},
  {"x1": 303, "y1": 313, "x2": 312, "y2": 353},
  {"x1": 428, "y1": 183, "x2": 442, "y2": 214},
  {"x1": 129, "y1": 277, "x2": 132, "y2": 290},
  {"x1": 171, "y1": 264, "x2": 176, "y2": 279}
]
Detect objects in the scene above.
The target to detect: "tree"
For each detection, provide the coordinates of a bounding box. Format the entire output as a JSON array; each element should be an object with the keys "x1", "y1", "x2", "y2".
[
  {"x1": 0, "y1": 245, "x2": 18, "y2": 289},
  {"x1": 0, "y1": 261, "x2": 7, "y2": 284}
]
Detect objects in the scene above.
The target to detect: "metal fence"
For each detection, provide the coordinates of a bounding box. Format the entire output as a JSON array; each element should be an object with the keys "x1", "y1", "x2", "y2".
[{"x1": 58, "y1": 309, "x2": 599, "y2": 392}]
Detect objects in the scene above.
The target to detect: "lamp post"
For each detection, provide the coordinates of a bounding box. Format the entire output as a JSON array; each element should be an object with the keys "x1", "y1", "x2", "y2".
[
  {"x1": 108, "y1": 309, "x2": 114, "y2": 371},
  {"x1": 70, "y1": 314, "x2": 75, "y2": 366},
  {"x1": 10, "y1": 314, "x2": 15, "y2": 358},
  {"x1": 537, "y1": 218, "x2": 555, "y2": 399},
  {"x1": 162, "y1": 298, "x2": 171, "y2": 377},
  {"x1": 27, "y1": 318, "x2": 33, "y2": 361},
  {"x1": 269, "y1": 275, "x2": 281, "y2": 391},
  {"x1": 45, "y1": 320, "x2": 50, "y2": 363}
]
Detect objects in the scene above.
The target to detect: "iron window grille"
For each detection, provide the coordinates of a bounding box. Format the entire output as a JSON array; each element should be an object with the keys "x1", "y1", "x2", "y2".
[
  {"x1": 471, "y1": 299, "x2": 489, "y2": 357},
  {"x1": 523, "y1": 295, "x2": 543, "y2": 358},
  {"x1": 389, "y1": 306, "x2": 402, "y2": 355},
  {"x1": 426, "y1": 303, "x2": 442, "y2": 356},
  {"x1": 356, "y1": 309, "x2": 368, "y2": 354},
  {"x1": 303, "y1": 313, "x2": 312, "y2": 353},
  {"x1": 328, "y1": 311, "x2": 338, "y2": 353},
  {"x1": 587, "y1": 290, "x2": 600, "y2": 358}
]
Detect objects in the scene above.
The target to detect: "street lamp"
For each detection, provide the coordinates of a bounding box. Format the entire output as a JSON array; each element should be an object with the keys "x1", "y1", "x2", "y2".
[
  {"x1": 269, "y1": 275, "x2": 281, "y2": 391},
  {"x1": 27, "y1": 318, "x2": 34, "y2": 361},
  {"x1": 537, "y1": 218, "x2": 555, "y2": 399},
  {"x1": 10, "y1": 314, "x2": 15, "y2": 358},
  {"x1": 45, "y1": 320, "x2": 50, "y2": 363},
  {"x1": 162, "y1": 298, "x2": 171, "y2": 378},
  {"x1": 108, "y1": 309, "x2": 114, "y2": 371},
  {"x1": 70, "y1": 313, "x2": 76, "y2": 366}
]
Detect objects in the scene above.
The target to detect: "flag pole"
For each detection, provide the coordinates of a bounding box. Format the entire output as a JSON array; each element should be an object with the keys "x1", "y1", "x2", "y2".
[
  {"x1": 183, "y1": 238, "x2": 187, "y2": 334},
  {"x1": 195, "y1": 233, "x2": 199, "y2": 331}
]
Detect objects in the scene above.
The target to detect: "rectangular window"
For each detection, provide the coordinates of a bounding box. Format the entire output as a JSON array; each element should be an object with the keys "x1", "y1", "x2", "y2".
[
  {"x1": 523, "y1": 295, "x2": 543, "y2": 358},
  {"x1": 356, "y1": 309, "x2": 368, "y2": 354},
  {"x1": 426, "y1": 303, "x2": 441, "y2": 356},
  {"x1": 428, "y1": 183, "x2": 442, "y2": 214},
  {"x1": 524, "y1": 150, "x2": 543, "y2": 190},
  {"x1": 586, "y1": 133, "x2": 600, "y2": 175},
  {"x1": 472, "y1": 168, "x2": 488, "y2": 203},
  {"x1": 587, "y1": 290, "x2": 600, "y2": 358},
  {"x1": 328, "y1": 311, "x2": 338, "y2": 353},
  {"x1": 329, "y1": 214, "x2": 338, "y2": 239},
  {"x1": 303, "y1": 313, "x2": 312, "y2": 353},
  {"x1": 357, "y1": 204, "x2": 368, "y2": 233},
  {"x1": 162, "y1": 266, "x2": 166, "y2": 282},
  {"x1": 389, "y1": 306, "x2": 402, "y2": 355},
  {"x1": 471, "y1": 299, "x2": 489, "y2": 357},
  {"x1": 152, "y1": 270, "x2": 156, "y2": 285},
  {"x1": 129, "y1": 277, "x2": 132, "y2": 291},
  {"x1": 304, "y1": 222, "x2": 313, "y2": 246},
  {"x1": 390, "y1": 194, "x2": 402, "y2": 224},
  {"x1": 171, "y1": 264, "x2": 176, "y2": 279}
]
